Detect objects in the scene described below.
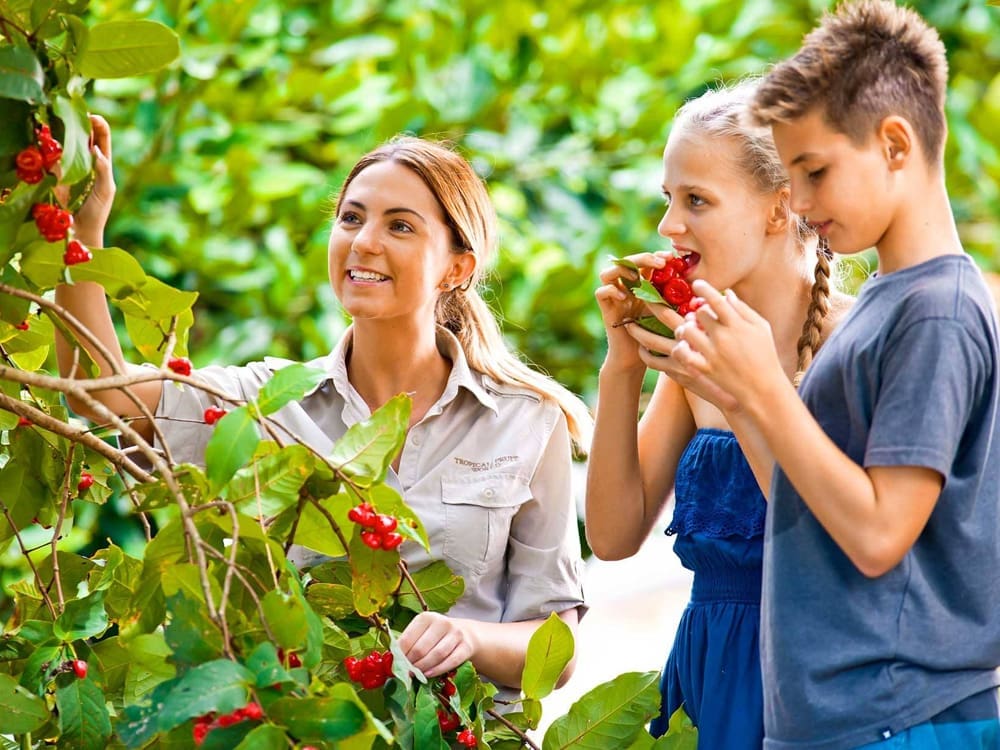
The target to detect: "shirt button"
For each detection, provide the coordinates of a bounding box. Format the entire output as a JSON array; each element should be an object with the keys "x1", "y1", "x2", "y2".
[
  {"x1": 483, "y1": 488, "x2": 496, "y2": 498},
  {"x1": 411, "y1": 433, "x2": 422, "y2": 447}
]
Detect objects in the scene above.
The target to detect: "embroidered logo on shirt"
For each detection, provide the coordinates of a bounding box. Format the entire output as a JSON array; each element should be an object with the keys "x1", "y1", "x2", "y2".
[{"x1": 453, "y1": 455, "x2": 518, "y2": 472}]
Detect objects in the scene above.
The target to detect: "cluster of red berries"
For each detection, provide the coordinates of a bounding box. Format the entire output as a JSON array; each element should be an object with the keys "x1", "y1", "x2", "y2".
[
  {"x1": 63, "y1": 239, "x2": 92, "y2": 266},
  {"x1": 343, "y1": 650, "x2": 393, "y2": 690},
  {"x1": 347, "y1": 502, "x2": 404, "y2": 551},
  {"x1": 648, "y1": 256, "x2": 705, "y2": 317},
  {"x1": 78, "y1": 472, "x2": 95, "y2": 493},
  {"x1": 64, "y1": 658, "x2": 87, "y2": 679},
  {"x1": 192, "y1": 701, "x2": 263, "y2": 745},
  {"x1": 15, "y1": 125, "x2": 62, "y2": 184},
  {"x1": 434, "y1": 672, "x2": 477, "y2": 745},
  {"x1": 32, "y1": 203, "x2": 73, "y2": 243},
  {"x1": 203, "y1": 405, "x2": 227, "y2": 425},
  {"x1": 167, "y1": 357, "x2": 192, "y2": 376}
]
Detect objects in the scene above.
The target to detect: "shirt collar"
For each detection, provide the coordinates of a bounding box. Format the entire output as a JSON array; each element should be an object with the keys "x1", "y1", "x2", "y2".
[{"x1": 301, "y1": 326, "x2": 498, "y2": 415}]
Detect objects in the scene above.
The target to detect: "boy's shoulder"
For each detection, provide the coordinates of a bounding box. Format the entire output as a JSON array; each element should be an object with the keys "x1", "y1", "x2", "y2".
[{"x1": 872, "y1": 254, "x2": 994, "y2": 323}]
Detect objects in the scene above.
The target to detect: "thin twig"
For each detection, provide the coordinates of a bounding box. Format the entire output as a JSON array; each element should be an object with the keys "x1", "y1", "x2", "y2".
[
  {"x1": 398, "y1": 559, "x2": 428, "y2": 612},
  {"x1": 306, "y1": 495, "x2": 351, "y2": 553},
  {"x1": 253, "y1": 461, "x2": 281, "y2": 589},
  {"x1": 0, "y1": 501, "x2": 57, "y2": 620},
  {"x1": 486, "y1": 708, "x2": 542, "y2": 750},
  {"x1": 50, "y1": 445, "x2": 77, "y2": 613}
]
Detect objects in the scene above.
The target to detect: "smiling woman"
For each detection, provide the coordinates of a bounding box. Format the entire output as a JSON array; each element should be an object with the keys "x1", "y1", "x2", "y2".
[{"x1": 54, "y1": 127, "x2": 592, "y2": 701}]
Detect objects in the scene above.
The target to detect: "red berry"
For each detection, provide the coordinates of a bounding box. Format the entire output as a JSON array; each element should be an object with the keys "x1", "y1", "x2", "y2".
[
  {"x1": 38, "y1": 139, "x2": 62, "y2": 170},
  {"x1": 16, "y1": 166, "x2": 44, "y2": 184},
  {"x1": 192, "y1": 722, "x2": 210, "y2": 745},
  {"x1": 216, "y1": 712, "x2": 240, "y2": 728},
  {"x1": 16, "y1": 146, "x2": 44, "y2": 172},
  {"x1": 167, "y1": 357, "x2": 192, "y2": 376},
  {"x1": 63, "y1": 240, "x2": 93, "y2": 266},
  {"x1": 286, "y1": 651, "x2": 301, "y2": 668},
  {"x1": 649, "y1": 265, "x2": 677, "y2": 294},
  {"x1": 203, "y1": 406, "x2": 226, "y2": 425},
  {"x1": 15, "y1": 320, "x2": 29, "y2": 331},
  {"x1": 661, "y1": 277, "x2": 693, "y2": 307},
  {"x1": 437, "y1": 709, "x2": 461, "y2": 733},
  {"x1": 344, "y1": 656, "x2": 363, "y2": 681},
  {"x1": 665, "y1": 256, "x2": 688, "y2": 275},
  {"x1": 71, "y1": 659, "x2": 87, "y2": 679},
  {"x1": 241, "y1": 701, "x2": 263, "y2": 721},
  {"x1": 457, "y1": 728, "x2": 477, "y2": 747},
  {"x1": 442, "y1": 678, "x2": 457, "y2": 697},
  {"x1": 77, "y1": 472, "x2": 95, "y2": 492},
  {"x1": 380, "y1": 532, "x2": 404, "y2": 550},
  {"x1": 16, "y1": 416, "x2": 31, "y2": 427},
  {"x1": 360, "y1": 530, "x2": 382, "y2": 549},
  {"x1": 375, "y1": 514, "x2": 398, "y2": 534}
]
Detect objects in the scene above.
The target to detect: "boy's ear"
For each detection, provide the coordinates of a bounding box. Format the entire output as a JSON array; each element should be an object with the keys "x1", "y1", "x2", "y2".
[
  {"x1": 766, "y1": 187, "x2": 791, "y2": 235},
  {"x1": 878, "y1": 115, "x2": 914, "y2": 171}
]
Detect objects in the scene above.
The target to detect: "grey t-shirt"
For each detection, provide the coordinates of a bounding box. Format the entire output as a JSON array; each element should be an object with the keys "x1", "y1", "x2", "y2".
[{"x1": 763, "y1": 255, "x2": 1000, "y2": 750}]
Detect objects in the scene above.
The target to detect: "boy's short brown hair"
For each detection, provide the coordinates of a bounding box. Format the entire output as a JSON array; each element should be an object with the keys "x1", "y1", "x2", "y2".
[{"x1": 751, "y1": 0, "x2": 949, "y2": 164}]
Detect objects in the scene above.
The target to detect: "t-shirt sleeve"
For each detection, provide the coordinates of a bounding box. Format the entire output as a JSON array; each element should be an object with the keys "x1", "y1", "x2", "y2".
[
  {"x1": 501, "y1": 407, "x2": 586, "y2": 623},
  {"x1": 865, "y1": 316, "x2": 988, "y2": 476}
]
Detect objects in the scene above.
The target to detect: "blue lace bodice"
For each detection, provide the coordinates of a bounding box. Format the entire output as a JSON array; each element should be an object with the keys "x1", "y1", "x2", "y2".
[{"x1": 666, "y1": 428, "x2": 766, "y2": 539}]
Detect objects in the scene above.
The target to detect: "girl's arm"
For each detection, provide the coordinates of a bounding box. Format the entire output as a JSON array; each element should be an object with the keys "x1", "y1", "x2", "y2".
[
  {"x1": 585, "y1": 255, "x2": 697, "y2": 560},
  {"x1": 54, "y1": 115, "x2": 162, "y2": 440},
  {"x1": 676, "y1": 283, "x2": 943, "y2": 577},
  {"x1": 398, "y1": 608, "x2": 580, "y2": 688}
]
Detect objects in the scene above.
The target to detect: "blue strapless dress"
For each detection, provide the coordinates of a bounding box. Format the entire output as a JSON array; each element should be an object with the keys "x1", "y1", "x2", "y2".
[{"x1": 649, "y1": 428, "x2": 765, "y2": 749}]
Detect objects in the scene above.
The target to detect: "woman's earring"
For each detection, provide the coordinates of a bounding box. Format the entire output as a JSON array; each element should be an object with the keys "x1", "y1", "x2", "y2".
[{"x1": 439, "y1": 282, "x2": 452, "y2": 291}]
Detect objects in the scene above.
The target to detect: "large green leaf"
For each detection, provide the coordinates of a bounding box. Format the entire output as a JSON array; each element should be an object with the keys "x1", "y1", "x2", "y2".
[
  {"x1": 234, "y1": 724, "x2": 289, "y2": 749},
  {"x1": 396, "y1": 560, "x2": 464, "y2": 614},
  {"x1": 261, "y1": 589, "x2": 311, "y2": 650},
  {"x1": 0, "y1": 181, "x2": 48, "y2": 263},
  {"x1": 0, "y1": 44, "x2": 45, "y2": 102},
  {"x1": 78, "y1": 21, "x2": 180, "y2": 79},
  {"x1": 521, "y1": 612, "x2": 574, "y2": 701},
  {"x1": 652, "y1": 705, "x2": 698, "y2": 749},
  {"x1": 223, "y1": 444, "x2": 312, "y2": 516},
  {"x1": 292, "y1": 492, "x2": 349, "y2": 558},
  {"x1": 52, "y1": 94, "x2": 93, "y2": 185},
  {"x1": 349, "y1": 529, "x2": 402, "y2": 617},
  {"x1": 53, "y1": 590, "x2": 109, "y2": 642},
  {"x1": 328, "y1": 394, "x2": 411, "y2": 487},
  {"x1": 56, "y1": 676, "x2": 113, "y2": 750},
  {"x1": 116, "y1": 677, "x2": 178, "y2": 749},
  {"x1": 265, "y1": 695, "x2": 367, "y2": 742},
  {"x1": 542, "y1": 671, "x2": 661, "y2": 750},
  {"x1": 0, "y1": 673, "x2": 49, "y2": 733},
  {"x1": 156, "y1": 659, "x2": 254, "y2": 733},
  {"x1": 412, "y1": 684, "x2": 448, "y2": 750},
  {"x1": 255, "y1": 363, "x2": 326, "y2": 415},
  {"x1": 204, "y1": 405, "x2": 261, "y2": 492}
]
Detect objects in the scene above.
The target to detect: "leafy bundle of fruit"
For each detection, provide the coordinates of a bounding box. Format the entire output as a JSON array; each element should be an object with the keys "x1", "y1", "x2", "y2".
[{"x1": 610, "y1": 255, "x2": 704, "y2": 337}]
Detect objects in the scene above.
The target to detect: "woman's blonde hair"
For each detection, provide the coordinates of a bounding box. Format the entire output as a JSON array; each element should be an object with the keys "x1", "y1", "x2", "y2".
[
  {"x1": 672, "y1": 80, "x2": 834, "y2": 384},
  {"x1": 335, "y1": 136, "x2": 592, "y2": 450}
]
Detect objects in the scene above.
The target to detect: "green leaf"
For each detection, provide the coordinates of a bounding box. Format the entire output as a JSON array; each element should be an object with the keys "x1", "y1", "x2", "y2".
[
  {"x1": 413, "y1": 684, "x2": 448, "y2": 750},
  {"x1": 266, "y1": 695, "x2": 367, "y2": 742},
  {"x1": 632, "y1": 277, "x2": 669, "y2": 306},
  {"x1": 0, "y1": 44, "x2": 45, "y2": 102},
  {"x1": 328, "y1": 394, "x2": 411, "y2": 487},
  {"x1": 256, "y1": 363, "x2": 326, "y2": 415},
  {"x1": 304, "y1": 582, "x2": 355, "y2": 620},
  {"x1": 349, "y1": 529, "x2": 402, "y2": 617},
  {"x1": 635, "y1": 315, "x2": 675, "y2": 339},
  {"x1": 0, "y1": 673, "x2": 49, "y2": 733},
  {"x1": 78, "y1": 21, "x2": 180, "y2": 79},
  {"x1": 157, "y1": 659, "x2": 253, "y2": 733},
  {"x1": 522, "y1": 613, "x2": 574, "y2": 701},
  {"x1": 53, "y1": 590, "x2": 109, "y2": 642},
  {"x1": 163, "y1": 589, "x2": 225, "y2": 668},
  {"x1": 653, "y1": 705, "x2": 698, "y2": 749},
  {"x1": 223, "y1": 444, "x2": 312, "y2": 517},
  {"x1": 64, "y1": 246, "x2": 147, "y2": 297},
  {"x1": 0, "y1": 181, "x2": 48, "y2": 263},
  {"x1": 204, "y1": 405, "x2": 261, "y2": 493},
  {"x1": 245, "y1": 642, "x2": 293, "y2": 690},
  {"x1": 52, "y1": 94, "x2": 93, "y2": 185},
  {"x1": 56, "y1": 676, "x2": 113, "y2": 750},
  {"x1": 116, "y1": 677, "x2": 178, "y2": 749},
  {"x1": 261, "y1": 589, "x2": 311, "y2": 650},
  {"x1": 234, "y1": 724, "x2": 289, "y2": 749},
  {"x1": 292, "y1": 493, "x2": 349, "y2": 558},
  {"x1": 542, "y1": 671, "x2": 661, "y2": 750},
  {"x1": 397, "y1": 560, "x2": 464, "y2": 614}
]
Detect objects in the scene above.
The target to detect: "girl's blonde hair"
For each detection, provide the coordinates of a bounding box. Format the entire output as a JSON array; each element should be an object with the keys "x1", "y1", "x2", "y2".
[
  {"x1": 672, "y1": 80, "x2": 834, "y2": 384},
  {"x1": 335, "y1": 137, "x2": 592, "y2": 450}
]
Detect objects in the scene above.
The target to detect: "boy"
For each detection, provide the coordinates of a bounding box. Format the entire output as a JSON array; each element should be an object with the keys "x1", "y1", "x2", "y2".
[{"x1": 670, "y1": 1, "x2": 1000, "y2": 748}]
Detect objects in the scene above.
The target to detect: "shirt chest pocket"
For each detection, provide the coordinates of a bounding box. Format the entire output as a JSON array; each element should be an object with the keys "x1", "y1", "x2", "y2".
[{"x1": 441, "y1": 473, "x2": 532, "y2": 576}]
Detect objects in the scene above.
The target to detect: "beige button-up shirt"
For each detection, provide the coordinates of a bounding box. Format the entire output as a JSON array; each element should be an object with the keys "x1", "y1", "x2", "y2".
[{"x1": 154, "y1": 328, "x2": 586, "y2": 625}]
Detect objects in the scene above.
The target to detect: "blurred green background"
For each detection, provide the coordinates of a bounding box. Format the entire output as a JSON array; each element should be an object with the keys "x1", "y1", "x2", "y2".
[{"x1": 85, "y1": 0, "x2": 1000, "y2": 406}]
